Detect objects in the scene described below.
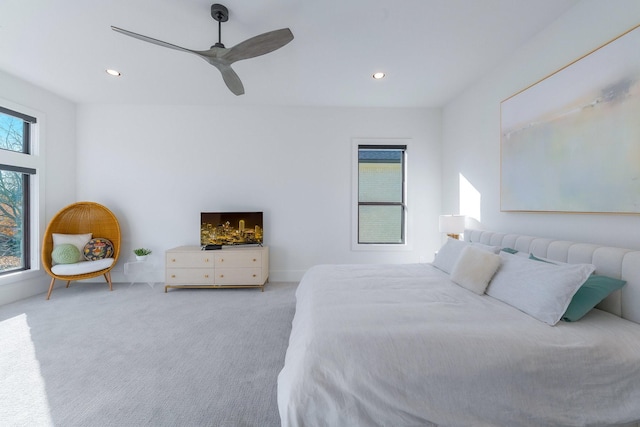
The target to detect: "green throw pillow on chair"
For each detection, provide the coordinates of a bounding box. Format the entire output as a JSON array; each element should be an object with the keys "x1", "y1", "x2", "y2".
[{"x1": 52, "y1": 243, "x2": 81, "y2": 264}]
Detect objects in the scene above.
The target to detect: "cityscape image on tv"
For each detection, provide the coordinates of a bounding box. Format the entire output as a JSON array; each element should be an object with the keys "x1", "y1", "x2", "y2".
[{"x1": 200, "y1": 212, "x2": 263, "y2": 246}]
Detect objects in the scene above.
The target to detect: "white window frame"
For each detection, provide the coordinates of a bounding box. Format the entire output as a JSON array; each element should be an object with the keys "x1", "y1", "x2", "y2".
[
  {"x1": 0, "y1": 98, "x2": 45, "y2": 285},
  {"x1": 351, "y1": 138, "x2": 411, "y2": 252}
]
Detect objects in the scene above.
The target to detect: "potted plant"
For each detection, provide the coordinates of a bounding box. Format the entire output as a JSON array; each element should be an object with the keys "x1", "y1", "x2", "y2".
[{"x1": 133, "y1": 248, "x2": 152, "y2": 261}]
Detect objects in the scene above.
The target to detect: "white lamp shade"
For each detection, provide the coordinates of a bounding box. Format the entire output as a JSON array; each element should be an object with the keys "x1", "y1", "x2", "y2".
[{"x1": 439, "y1": 215, "x2": 466, "y2": 234}]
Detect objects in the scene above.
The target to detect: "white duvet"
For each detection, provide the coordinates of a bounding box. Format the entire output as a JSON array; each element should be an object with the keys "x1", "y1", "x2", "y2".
[{"x1": 277, "y1": 263, "x2": 640, "y2": 427}]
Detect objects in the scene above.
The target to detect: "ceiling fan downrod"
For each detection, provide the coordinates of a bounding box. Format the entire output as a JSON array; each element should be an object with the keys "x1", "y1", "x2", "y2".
[{"x1": 211, "y1": 3, "x2": 228, "y2": 48}]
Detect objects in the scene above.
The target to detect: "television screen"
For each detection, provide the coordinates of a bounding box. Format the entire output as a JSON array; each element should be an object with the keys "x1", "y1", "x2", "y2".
[{"x1": 200, "y1": 212, "x2": 263, "y2": 246}]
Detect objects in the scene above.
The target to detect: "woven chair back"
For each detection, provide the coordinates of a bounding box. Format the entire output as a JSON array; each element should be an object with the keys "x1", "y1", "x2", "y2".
[{"x1": 42, "y1": 202, "x2": 121, "y2": 279}]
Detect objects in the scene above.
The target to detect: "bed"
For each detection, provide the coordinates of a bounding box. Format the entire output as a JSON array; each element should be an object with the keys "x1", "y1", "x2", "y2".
[{"x1": 277, "y1": 229, "x2": 640, "y2": 427}]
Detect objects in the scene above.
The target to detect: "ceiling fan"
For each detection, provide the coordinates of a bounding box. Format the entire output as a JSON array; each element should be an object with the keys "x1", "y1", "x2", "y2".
[{"x1": 111, "y1": 4, "x2": 294, "y2": 96}]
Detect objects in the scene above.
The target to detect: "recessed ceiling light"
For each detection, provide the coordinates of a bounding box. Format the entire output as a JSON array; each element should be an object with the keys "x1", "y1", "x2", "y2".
[
  {"x1": 106, "y1": 69, "x2": 121, "y2": 77},
  {"x1": 372, "y1": 72, "x2": 386, "y2": 79}
]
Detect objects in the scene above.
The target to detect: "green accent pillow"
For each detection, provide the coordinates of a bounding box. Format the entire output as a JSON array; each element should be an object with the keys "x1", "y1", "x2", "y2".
[
  {"x1": 562, "y1": 275, "x2": 627, "y2": 322},
  {"x1": 52, "y1": 243, "x2": 81, "y2": 264},
  {"x1": 501, "y1": 247, "x2": 518, "y2": 254}
]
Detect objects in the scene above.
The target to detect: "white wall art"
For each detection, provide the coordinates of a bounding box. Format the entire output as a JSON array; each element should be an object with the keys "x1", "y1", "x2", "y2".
[{"x1": 501, "y1": 24, "x2": 640, "y2": 213}]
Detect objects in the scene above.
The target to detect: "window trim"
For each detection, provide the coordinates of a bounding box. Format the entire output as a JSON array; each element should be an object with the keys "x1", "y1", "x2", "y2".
[
  {"x1": 0, "y1": 99, "x2": 45, "y2": 284},
  {"x1": 351, "y1": 138, "x2": 411, "y2": 252},
  {"x1": 0, "y1": 106, "x2": 37, "y2": 124},
  {"x1": 0, "y1": 164, "x2": 37, "y2": 174},
  {"x1": 0, "y1": 105, "x2": 36, "y2": 155},
  {"x1": 0, "y1": 165, "x2": 35, "y2": 273}
]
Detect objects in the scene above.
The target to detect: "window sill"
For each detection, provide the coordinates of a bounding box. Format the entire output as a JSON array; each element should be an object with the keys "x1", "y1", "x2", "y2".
[
  {"x1": 351, "y1": 243, "x2": 412, "y2": 252},
  {"x1": 0, "y1": 269, "x2": 43, "y2": 286}
]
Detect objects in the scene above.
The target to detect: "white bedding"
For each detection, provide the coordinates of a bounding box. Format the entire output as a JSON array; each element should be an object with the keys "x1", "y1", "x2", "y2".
[{"x1": 277, "y1": 263, "x2": 640, "y2": 427}]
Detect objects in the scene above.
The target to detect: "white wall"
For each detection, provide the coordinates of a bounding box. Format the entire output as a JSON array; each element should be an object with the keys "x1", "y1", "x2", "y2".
[
  {"x1": 76, "y1": 105, "x2": 442, "y2": 283},
  {"x1": 442, "y1": 0, "x2": 640, "y2": 250},
  {"x1": 0, "y1": 70, "x2": 77, "y2": 305}
]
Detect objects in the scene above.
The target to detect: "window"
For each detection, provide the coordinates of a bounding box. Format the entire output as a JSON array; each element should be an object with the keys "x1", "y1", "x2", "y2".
[
  {"x1": 1, "y1": 106, "x2": 37, "y2": 275},
  {"x1": 355, "y1": 143, "x2": 407, "y2": 245}
]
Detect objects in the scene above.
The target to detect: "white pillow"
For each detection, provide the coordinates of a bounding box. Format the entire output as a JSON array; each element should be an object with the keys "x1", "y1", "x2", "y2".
[
  {"x1": 52, "y1": 233, "x2": 92, "y2": 263},
  {"x1": 432, "y1": 238, "x2": 469, "y2": 274},
  {"x1": 471, "y1": 242, "x2": 501, "y2": 254},
  {"x1": 510, "y1": 251, "x2": 530, "y2": 258},
  {"x1": 486, "y1": 252, "x2": 595, "y2": 325},
  {"x1": 528, "y1": 253, "x2": 567, "y2": 265},
  {"x1": 450, "y1": 246, "x2": 502, "y2": 295}
]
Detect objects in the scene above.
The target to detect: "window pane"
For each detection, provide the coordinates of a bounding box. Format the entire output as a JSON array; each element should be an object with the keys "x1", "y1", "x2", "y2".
[
  {"x1": 359, "y1": 161, "x2": 403, "y2": 202},
  {"x1": 0, "y1": 170, "x2": 25, "y2": 272},
  {"x1": 359, "y1": 205, "x2": 403, "y2": 244},
  {"x1": 356, "y1": 146, "x2": 406, "y2": 245},
  {"x1": 0, "y1": 112, "x2": 25, "y2": 153}
]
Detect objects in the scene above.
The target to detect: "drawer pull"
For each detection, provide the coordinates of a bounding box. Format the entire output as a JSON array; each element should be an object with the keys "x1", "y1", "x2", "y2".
[
  {"x1": 253, "y1": 258, "x2": 257, "y2": 262},
  {"x1": 252, "y1": 274, "x2": 257, "y2": 277},
  {"x1": 220, "y1": 258, "x2": 224, "y2": 262},
  {"x1": 204, "y1": 274, "x2": 209, "y2": 278},
  {"x1": 171, "y1": 274, "x2": 176, "y2": 278},
  {"x1": 171, "y1": 259, "x2": 176, "y2": 262},
  {"x1": 219, "y1": 274, "x2": 224, "y2": 278},
  {"x1": 205, "y1": 258, "x2": 210, "y2": 263}
]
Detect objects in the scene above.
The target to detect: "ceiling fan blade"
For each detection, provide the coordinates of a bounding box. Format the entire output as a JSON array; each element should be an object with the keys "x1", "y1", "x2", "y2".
[
  {"x1": 214, "y1": 64, "x2": 245, "y2": 96},
  {"x1": 112, "y1": 25, "x2": 239, "y2": 94},
  {"x1": 223, "y1": 28, "x2": 294, "y2": 63},
  {"x1": 111, "y1": 26, "x2": 196, "y2": 55}
]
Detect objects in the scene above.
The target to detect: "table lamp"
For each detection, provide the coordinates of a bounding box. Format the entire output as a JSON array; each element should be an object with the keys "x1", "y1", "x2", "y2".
[{"x1": 439, "y1": 215, "x2": 466, "y2": 240}]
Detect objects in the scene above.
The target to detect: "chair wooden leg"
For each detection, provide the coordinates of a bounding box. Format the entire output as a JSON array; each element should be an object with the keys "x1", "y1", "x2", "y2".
[
  {"x1": 66, "y1": 280, "x2": 71, "y2": 288},
  {"x1": 104, "y1": 272, "x2": 113, "y2": 291},
  {"x1": 46, "y1": 277, "x2": 56, "y2": 300}
]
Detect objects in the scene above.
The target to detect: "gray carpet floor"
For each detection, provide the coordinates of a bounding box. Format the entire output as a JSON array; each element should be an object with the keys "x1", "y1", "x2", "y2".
[{"x1": 0, "y1": 280, "x2": 298, "y2": 427}]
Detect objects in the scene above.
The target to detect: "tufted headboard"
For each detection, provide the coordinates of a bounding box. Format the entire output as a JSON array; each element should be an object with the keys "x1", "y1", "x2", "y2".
[{"x1": 464, "y1": 229, "x2": 640, "y2": 325}]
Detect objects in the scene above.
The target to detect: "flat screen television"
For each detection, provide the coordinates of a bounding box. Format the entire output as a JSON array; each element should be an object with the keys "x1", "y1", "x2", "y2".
[{"x1": 200, "y1": 212, "x2": 263, "y2": 247}]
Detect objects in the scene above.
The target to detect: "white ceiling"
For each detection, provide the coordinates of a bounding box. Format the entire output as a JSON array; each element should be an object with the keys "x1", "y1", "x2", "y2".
[{"x1": 0, "y1": 0, "x2": 580, "y2": 108}]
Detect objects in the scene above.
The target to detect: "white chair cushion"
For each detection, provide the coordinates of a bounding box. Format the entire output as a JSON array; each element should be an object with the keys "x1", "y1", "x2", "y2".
[{"x1": 51, "y1": 258, "x2": 114, "y2": 276}]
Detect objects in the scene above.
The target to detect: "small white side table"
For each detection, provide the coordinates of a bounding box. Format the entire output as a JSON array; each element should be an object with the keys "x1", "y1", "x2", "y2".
[{"x1": 123, "y1": 257, "x2": 157, "y2": 288}]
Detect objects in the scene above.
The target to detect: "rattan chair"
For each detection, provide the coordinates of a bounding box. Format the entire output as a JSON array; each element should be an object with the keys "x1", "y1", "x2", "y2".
[{"x1": 42, "y1": 202, "x2": 121, "y2": 299}]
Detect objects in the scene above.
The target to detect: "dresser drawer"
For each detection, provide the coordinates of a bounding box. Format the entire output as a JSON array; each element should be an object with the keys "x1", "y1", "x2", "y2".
[
  {"x1": 164, "y1": 246, "x2": 269, "y2": 292},
  {"x1": 166, "y1": 252, "x2": 214, "y2": 268},
  {"x1": 214, "y1": 251, "x2": 262, "y2": 268},
  {"x1": 215, "y1": 268, "x2": 264, "y2": 285},
  {"x1": 166, "y1": 268, "x2": 214, "y2": 284}
]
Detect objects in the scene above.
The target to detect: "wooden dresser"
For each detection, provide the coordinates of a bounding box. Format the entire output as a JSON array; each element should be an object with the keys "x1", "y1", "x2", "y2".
[{"x1": 164, "y1": 245, "x2": 268, "y2": 292}]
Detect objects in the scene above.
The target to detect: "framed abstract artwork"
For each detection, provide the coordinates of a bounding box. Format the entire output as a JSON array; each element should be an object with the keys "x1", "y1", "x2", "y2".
[{"x1": 500, "y1": 24, "x2": 640, "y2": 213}]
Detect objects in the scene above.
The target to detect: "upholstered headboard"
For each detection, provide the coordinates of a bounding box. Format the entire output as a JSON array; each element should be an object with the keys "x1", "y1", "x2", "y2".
[{"x1": 464, "y1": 229, "x2": 640, "y2": 325}]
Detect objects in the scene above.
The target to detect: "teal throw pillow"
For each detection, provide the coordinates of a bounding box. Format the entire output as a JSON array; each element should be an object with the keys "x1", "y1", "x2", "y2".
[
  {"x1": 52, "y1": 243, "x2": 81, "y2": 264},
  {"x1": 562, "y1": 275, "x2": 626, "y2": 322},
  {"x1": 529, "y1": 253, "x2": 556, "y2": 264}
]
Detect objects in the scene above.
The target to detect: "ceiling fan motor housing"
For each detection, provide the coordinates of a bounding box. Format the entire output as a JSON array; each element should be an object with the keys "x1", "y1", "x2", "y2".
[{"x1": 211, "y1": 4, "x2": 229, "y2": 22}]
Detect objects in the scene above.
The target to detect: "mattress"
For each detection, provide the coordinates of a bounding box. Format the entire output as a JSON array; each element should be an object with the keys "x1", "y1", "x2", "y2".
[{"x1": 277, "y1": 263, "x2": 640, "y2": 427}]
